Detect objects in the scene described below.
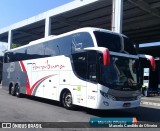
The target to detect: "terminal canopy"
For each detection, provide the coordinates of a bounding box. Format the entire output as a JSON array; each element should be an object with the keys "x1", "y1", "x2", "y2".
[{"x1": 0, "y1": 0, "x2": 160, "y2": 50}]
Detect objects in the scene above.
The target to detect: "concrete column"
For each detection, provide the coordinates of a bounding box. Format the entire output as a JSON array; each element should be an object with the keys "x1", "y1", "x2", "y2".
[
  {"x1": 111, "y1": 0, "x2": 123, "y2": 33},
  {"x1": 45, "y1": 17, "x2": 51, "y2": 37},
  {"x1": 8, "y1": 30, "x2": 12, "y2": 50}
]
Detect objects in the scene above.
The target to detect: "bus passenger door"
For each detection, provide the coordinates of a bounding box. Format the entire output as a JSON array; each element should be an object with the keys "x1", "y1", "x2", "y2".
[
  {"x1": 87, "y1": 51, "x2": 98, "y2": 108},
  {"x1": 71, "y1": 52, "x2": 87, "y2": 106},
  {"x1": 43, "y1": 71, "x2": 59, "y2": 100}
]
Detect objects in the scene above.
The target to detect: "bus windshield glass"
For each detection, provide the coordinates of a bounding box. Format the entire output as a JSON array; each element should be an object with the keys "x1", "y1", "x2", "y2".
[
  {"x1": 94, "y1": 31, "x2": 121, "y2": 52},
  {"x1": 94, "y1": 31, "x2": 137, "y2": 55},
  {"x1": 122, "y1": 36, "x2": 137, "y2": 55},
  {"x1": 101, "y1": 55, "x2": 140, "y2": 91}
]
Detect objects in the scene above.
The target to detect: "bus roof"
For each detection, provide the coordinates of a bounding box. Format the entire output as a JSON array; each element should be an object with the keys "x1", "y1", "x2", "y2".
[{"x1": 6, "y1": 27, "x2": 124, "y2": 52}]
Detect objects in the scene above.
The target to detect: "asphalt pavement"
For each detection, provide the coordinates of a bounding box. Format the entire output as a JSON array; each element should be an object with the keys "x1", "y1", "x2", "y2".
[{"x1": 0, "y1": 84, "x2": 160, "y2": 131}]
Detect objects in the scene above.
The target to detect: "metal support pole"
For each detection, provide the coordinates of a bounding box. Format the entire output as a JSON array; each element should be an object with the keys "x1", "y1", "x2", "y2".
[
  {"x1": 45, "y1": 17, "x2": 51, "y2": 37},
  {"x1": 111, "y1": 0, "x2": 123, "y2": 33},
  {"x1": 8, "y1": 30, "x2": 12, "y2": 50}
]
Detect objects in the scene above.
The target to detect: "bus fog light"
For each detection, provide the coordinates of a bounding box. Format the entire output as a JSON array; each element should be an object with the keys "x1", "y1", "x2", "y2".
[
  {"x1": 103, "y1": 101, "x2": 109, "y2": 106},
  {"x1": 100, "y1": 90, "x2": 116, "y2": 101}
]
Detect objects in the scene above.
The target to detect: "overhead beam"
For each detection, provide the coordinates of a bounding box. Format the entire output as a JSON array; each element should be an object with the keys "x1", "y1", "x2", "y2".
[
  {"x1": 53, "y1": 16, "x2": 80, "y2": 28},
  {"x1": 123, "y1": 18, "x2": 160, "y2": 31},
  {"x1": 151, "y1": 2, "x2": 160, "y2": 9},
  {"x1": 123, "y1": 14, "x2": 152, "y2": 24},
  {"x1": 67, "y1": 6, "x2": 112, "y2": 22},
  {"x1": 15, "y1": 30, "x2": 41, "y2": 38},
  {"x1": 128, "y1": 0, "x2": 160, "y2": 18}
]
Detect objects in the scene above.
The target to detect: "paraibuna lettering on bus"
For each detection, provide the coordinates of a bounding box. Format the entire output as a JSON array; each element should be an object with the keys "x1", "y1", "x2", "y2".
[{"x1": 31, "y1": 60, "x2": 65, "y2": 70}]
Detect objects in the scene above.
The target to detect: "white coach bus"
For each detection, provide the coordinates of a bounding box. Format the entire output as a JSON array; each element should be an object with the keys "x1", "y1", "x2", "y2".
[{"x1": 2, "y1": 27, "x2": 142, "y2": 110}]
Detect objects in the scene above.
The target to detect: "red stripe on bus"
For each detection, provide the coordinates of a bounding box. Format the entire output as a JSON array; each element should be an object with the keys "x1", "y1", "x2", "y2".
[
  {"x1": 26, "y1": 75, "x2": 31, "y2": 95},
  {"x1": 19, "y1": 61, "x2": 31, "y2": 95},
  {"x1": 20, "y1": 61, "x2": 26, "y2": 72},
  {"x1": 19, "y1": 61, "x2": 56, "y2": 95},
  {"x1": 30, "y1": 75, "x2": 54, "y2": 95}
]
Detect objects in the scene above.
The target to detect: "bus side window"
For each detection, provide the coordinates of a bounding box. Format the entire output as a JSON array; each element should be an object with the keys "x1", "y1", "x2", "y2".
[
  {"x1": 45, "y1": 41, "x2": 58, "y2": 56},
  {"x1": 72, "y1": 52, "x2": 87, "y2": 79},
  {"x1": 71, "y1": 32, "x2": 94, "y2": 53},
  {"x1": 27, "y1": 44, "x2": 45, "y2": 59},
  {"x1": 45, "y1": 36, "x2": 71, "y2": 56},
  {"x1": 59, "y1": 37, "x2": 72, "y2": 56}
]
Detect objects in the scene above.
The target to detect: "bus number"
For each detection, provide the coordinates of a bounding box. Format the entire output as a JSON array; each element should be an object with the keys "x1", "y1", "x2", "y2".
[{"x1": 88, "y1": 95, "x2": 95, "y2": 100}]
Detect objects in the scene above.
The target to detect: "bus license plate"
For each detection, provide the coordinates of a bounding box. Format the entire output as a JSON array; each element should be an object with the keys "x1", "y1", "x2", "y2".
[{"x1": 123, "y1": 103, "x2": 131, "y2": 107}]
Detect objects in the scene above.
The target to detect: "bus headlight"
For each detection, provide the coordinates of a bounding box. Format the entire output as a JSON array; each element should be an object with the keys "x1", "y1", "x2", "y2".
[{"x1": 100, "y1": 90, "x2": 116, "y2": 101}]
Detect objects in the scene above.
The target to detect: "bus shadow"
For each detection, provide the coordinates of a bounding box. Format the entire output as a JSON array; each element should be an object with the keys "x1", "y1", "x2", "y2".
[{"x1": 22, "y1": 94, "x2": 60, "y2": 106}]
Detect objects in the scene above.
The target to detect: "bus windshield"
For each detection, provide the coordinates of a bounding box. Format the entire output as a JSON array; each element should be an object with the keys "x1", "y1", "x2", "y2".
[
  {"x1": 94, "y1": 31, "x2": 121, "y2": 52},
  {"x1": 101, "y1": 55, "x2": 140, "y2": 91},
  {"x1": 94, "y1": 31, "x2": 137, "y2": 55},
  {"x1": 122, "y1": 36, "x2": 137, "y2": 55}
]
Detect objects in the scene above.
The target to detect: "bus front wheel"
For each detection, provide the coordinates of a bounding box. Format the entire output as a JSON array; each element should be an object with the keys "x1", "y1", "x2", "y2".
[{"x1": 62, "y1": 91, "x2": 74, "y2": 110}]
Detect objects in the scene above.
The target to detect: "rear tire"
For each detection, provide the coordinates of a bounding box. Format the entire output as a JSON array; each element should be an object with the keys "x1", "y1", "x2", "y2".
[
  {"x1": 62, "y1": 91, "x2": 74, "y2": 110},
  {"x1": 15, "y1": 85, "x2": 21, "y2": 98},
  {"x1": 11, "y1": 86, "x2": 16, "y2": 96}
]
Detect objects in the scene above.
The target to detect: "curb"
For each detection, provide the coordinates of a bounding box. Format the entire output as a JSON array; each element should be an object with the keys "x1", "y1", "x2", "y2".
[{"x1": 141, "y1": 101, "x2": 160, "y2": 107}]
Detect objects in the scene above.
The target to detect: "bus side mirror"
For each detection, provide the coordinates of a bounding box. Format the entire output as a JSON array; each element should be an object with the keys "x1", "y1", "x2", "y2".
[
  {"x1": 138, "y1": 54, "x2": 155, "y2": 71},
  {"x1": 102, "y1": 49, "x2": 110, "y2": 66}
]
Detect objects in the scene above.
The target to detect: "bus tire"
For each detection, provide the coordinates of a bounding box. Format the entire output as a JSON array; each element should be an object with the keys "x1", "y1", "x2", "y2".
[
  {"x1": 15, "y1": 84, "x2": 21, "y2": 98},
  {"x1": 62, "y1": 91, "x2": 74, "y2": 110},
  {"x1": 11, "y1": 86, "x2": 16, "y2": 96}
]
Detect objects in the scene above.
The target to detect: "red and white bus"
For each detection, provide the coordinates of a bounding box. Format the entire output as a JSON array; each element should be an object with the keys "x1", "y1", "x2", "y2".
[{"x1": 2, "y1": 27, "x2": 142, "y2": 110}]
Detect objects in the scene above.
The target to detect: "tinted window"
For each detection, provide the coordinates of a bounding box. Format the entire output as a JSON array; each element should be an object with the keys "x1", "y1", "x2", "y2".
[
  {"x1": 101, "y1": 56, "x2": 140, "y2": 90},
  {"x1": 72, "y1": 51, "x2": 99, "y2": 82},
  {"x1": 27, "y1": 43, "x2": 46, "y2": 59},
  {"x1": 14, "y1": 48, "x2": 27, "y2": 61},
  {"x1": 88, "y1": 51, "x2": 98, "y2": 82},
  {"x1": 58, "y1": 36, "x2": 72, "y2": 55},
  {"x1": 72, "y1": 32, "x2": 94, "y2": 52},
  {"x1": 4, "y1": 48, "x2": 28, "y2": 62},
  {"x1": 45, "y1": 41, "x2": 59, "y2": 56},
  {"x1": 45, "y1": 36, "x2": 71, "y2": 56},
  {"x1": 123, "y1": 36, "x2": 137, "y2": 55},
  {"x1": 4, "y1": 32, "x2": 93, "y2": 62},
  {"x1": 94, "y1": 31, "x2": 121, "y2": 52},
  {"x1": 72, "y1": 52, "x2": 87, "y2": 79}
]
